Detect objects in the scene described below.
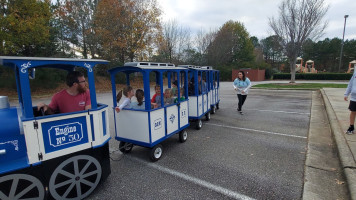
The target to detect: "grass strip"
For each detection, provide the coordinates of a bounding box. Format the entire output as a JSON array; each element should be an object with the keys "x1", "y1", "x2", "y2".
[{"x1": 253, "y1": 83, "x2": 347, "y2": 89}]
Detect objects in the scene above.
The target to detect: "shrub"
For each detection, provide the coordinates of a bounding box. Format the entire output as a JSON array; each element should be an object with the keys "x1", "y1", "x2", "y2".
[{"x1": 273, "y1": 73, "x2": 352, "y2": 80}]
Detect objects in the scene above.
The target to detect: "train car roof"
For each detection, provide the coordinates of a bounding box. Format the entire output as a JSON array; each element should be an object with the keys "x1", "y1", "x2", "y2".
[
  {"x1": 0, "y1": 56, "x2": 109, "y2": 68},
  {"x1": 0, "y1": 56, "x2": 109, "y2": 70},
  {"x1": 122, "y1": 62, "x2": 187, "y2": 70},
  {"x1": 0, "y1": 56, "x2": 108, "y2": 63},
  {"x1": 178, "y1": 65, "x2": 214, "y2": 70}
]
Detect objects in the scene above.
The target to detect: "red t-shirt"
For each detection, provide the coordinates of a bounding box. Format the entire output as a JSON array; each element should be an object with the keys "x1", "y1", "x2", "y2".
[
  {"x1": 49, "y1": 89, "x2": 91, "y2": 113},
  {"x1": 151, "y1": 93, "x2": 158, "y2": 103}
]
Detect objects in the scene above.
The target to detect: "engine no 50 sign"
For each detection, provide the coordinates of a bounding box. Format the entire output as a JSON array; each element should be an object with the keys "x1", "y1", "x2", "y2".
[
  {"x1": 41, "y1": 116, "x2": 89, "y2": 153},
  {"x1": 48, "y1": 122, "x2": 83, "y2": 147}
]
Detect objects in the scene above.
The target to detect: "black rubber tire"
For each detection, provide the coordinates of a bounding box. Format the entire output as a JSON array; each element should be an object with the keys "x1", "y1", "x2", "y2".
[
  {"x1": 211, "y1": 106, "x2": 216, "y2": 114},
  {"x1": 179, "y1": 130, "x2": 188, "y2": 143},
  {"x1": 150, "y1": 144, "x2": 163, "y2": 162},
  {"x1": 195, "y1": 119, "x2": 202, "y2": 130},
  {"x1": 119, "y1": 142, "x2": 133, "y2": 153},
  {"x1": 205, "y1": 112, "x2": 211, "y2": 121}
]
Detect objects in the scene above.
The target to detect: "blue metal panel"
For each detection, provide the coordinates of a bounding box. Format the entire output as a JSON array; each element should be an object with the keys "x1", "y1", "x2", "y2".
[
  {"x1": 110, "y1": 72, "x2": 118, "y2": 108},
  {"x1": 22, "y1": 109, "x2": 89, "y2": 121},
  {"x1": 148, "y1": 112, "x2": 152, "y2": 144},
  {"x1": 164, "y1": 107, "x2": 168, "y2": 136},
  {"x1": 143, "y1": 72, "x2": 151, "y2": 111},
  {"x1": 41, "y1": 116, "x2": 89, "y2": 153},
  {"x1": 167, "y1": 72, "x2": 171, "y2": 88},
  {"x1": 102, "y1": 111, "x2": 107, "y2": 136},
  {"x1": 88, "y1": 68, "x2": 97, "y2": 109},
  {"x1": 0, "y1": 108, "x2": 29, "y2": 174},
  {"x1": 90, "y1": 115, "x2": 95, "y2": 141},
  {"x1": 18, "y1": 67, "x2": 33, "y2": 118}
]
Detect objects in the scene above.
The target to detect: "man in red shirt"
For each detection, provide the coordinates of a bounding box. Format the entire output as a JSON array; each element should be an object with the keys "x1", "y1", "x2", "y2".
[{"x1": 37, "y1": 71, "x2": 91, "y2": 114}]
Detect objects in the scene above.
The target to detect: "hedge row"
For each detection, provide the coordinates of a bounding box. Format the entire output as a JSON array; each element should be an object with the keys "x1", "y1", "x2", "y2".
[{"x1": 273, "y1": 73, "x2": 353, "y2": 80}]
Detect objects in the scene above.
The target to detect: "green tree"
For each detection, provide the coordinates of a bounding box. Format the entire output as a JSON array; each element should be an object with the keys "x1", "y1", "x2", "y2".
[
  {"x1": 126, "y1": 0, "x2": 162, "y2": 61},
  {"x1": 57, "y1": 0, "x2": 98, "y2": 58},
  {"x1": 250, "y1": 36, "x2": 259, "y2": 48},
  {"x1": 343, "y1": 39, "x2": 356, "y2": 70},
  {"x1": 0, "y1": 0, "x2": 52, "y2": 56},
  {"x1": 206, "y1": 20, "x2": 254, "y2": 67},
  {"x1": 94, "y1": 0, "x2": 162, "y2": 63}
]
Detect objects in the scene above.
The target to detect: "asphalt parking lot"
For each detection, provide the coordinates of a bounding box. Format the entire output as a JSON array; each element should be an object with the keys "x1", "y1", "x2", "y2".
[{"x1": 88, "y1": 85, "x2": 312, "y2": 200}]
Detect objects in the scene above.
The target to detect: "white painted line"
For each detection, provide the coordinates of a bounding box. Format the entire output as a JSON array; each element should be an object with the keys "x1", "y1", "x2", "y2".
[
  {"x1": 129, "y1": 156, "x2": 256, "y2": 200},
  {"x1": 206, "y1": 123, "x2": 307, "y2": 139},
  {"x1": 245, "y1": 109, "x2": 309, "y2": 115}
]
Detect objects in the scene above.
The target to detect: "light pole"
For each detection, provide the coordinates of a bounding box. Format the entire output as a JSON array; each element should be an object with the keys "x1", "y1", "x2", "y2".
[{"x1": 338, "y1": 15, "x2": 349, "y2": 72}]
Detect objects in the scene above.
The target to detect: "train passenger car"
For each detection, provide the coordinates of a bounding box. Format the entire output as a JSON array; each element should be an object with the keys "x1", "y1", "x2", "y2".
[
  {"x1": 178, "y1": 65, "x2": 211, "y2": 130},
  {"x1": 108, "y1": 62, "x2": 189, "y2": 161},
  {"x1": 0, "y1": 57, "x2": 111, "y2": 200},
  {"x1": 209, "y1": 68, "x2": 220, "y2": 113}
]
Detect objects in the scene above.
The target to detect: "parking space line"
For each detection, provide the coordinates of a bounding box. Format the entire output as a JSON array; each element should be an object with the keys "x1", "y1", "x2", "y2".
[
  {"x1": 129, "y1": 156, "x2": 256, "y2": 200},
  {"x1": 244, "y1": 109, "x2": 309, "y2": 115},
  {"x1": 205, "y1": 123, "x2": 307, "y2": 139}
]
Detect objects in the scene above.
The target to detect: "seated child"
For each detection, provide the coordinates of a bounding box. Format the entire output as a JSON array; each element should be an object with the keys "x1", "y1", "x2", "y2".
[
  {"x1": 131, "y1": 89, "x2": 145, "y2": 110},
  {"x1": 164, "y1": 88, "x2": 174, "y2": 105},
  {"x1": 151, "y1": 85, "x2": 162, "y2": 109},
  {"x1": 171, "y1": 80, "x2": 178, "y2": 96},
  {"x1": 115, "y1": 86, "x2": 135, "y2": 113},
  {"x1": 174, "y1": 87, "x2": 186, "y2": 103}
]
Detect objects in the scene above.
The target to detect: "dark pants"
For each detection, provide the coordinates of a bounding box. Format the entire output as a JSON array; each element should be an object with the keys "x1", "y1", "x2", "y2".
[{"x1": 237, "y1": 94, "x2": 247, "y2": 111}]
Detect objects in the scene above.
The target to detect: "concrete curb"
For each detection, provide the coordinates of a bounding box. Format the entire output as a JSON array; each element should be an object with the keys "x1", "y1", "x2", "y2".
[
  {"x1": 321, "y1": 89, "x2": 356, "y2": 199},
  {"x1": 251, "y1": 87, "x2": 319, "y2": 90}
]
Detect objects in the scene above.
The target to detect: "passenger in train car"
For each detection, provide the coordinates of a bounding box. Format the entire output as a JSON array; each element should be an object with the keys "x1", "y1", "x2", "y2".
[
  {"x1": 131, "y1": 89, "x2": 145, "y2": 110},
  {"x1": 171, "y1": 80, "x2": 178, "y2": 96},
  {"x1": 198, "y1": 74, "x2": 203, "y2": 95},
  {"x1": 37, "y1": 71, "x2": 91, "y2": 114},
  {"x1": 188, "y1": 74, "x2": 202, "y2": 95},
  {"x1": 115, "y1": 85, "x2": 135, "y2": 113},
  {"x1": 202, "y1": 77, "x2": 207, "y2": 93},
  {"x1": 174, "y1": 87, "x2": 186, "y2": 103},
  {"x1": 164, "y1": 88, "x2": 174, "y2": 105},
  {"x1": 151, "y1": 84, "x2": 162, "y2": 108}
]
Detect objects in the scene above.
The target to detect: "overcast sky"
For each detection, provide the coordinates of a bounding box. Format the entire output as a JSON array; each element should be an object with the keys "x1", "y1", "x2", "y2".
[{"x1": 157, "y1": 0, "x2": 356, "y2": 41}]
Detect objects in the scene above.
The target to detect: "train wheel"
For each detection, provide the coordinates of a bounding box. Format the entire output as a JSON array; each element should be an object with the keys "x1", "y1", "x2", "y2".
[
  {"x1": 119, "y1": 142, "x2": 133, "y2": 153},
  {"x1": 211, "y1": 106, "x2": 216, "y2": 114},
  {"x1": 49, "y1": 155, "x2": 102, "y2": 200},
  {"x1": 179, "y1": 130, "x2": 188, "y2": 143},
  {"x1": 205, "y1": 112, "x2": 211, "y2": 121},
  {"x1": 150, "y1": 144, "x2": 163, "y2": 162},
  {"x1": 195, "y1": 119, "x2": 202, "y2": 130},
  {"x1": 0, "y1": 174, "x2": 45, "y2": 200}
]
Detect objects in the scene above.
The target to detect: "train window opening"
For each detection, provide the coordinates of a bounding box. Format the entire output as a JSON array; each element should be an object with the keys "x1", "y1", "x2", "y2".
[
  {"x1": 30, "y1": 67, "x2": 93, "y2": 117},
  {"x1": 149, "y1": 71, "x2": 162, "y2": 109},
  {"x1": 114, "y1": 71, "x2": 146, "y2": 111}
]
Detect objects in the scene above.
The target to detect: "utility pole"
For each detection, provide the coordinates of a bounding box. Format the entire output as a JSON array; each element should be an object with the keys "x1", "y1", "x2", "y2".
[{"x1": 338, "y1": 15, "x2": 349, "y2": 72}]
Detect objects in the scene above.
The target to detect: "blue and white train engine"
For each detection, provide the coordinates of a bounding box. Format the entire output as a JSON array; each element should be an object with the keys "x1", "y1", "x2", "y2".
[{"x1": 0, "y1": 57, "x2": 111, "y2": 200}]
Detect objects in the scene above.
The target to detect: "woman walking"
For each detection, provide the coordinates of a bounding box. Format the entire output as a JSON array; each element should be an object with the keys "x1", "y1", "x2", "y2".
[{"x1": 233, "y1": 71, "x2": 252, "y2": 115}]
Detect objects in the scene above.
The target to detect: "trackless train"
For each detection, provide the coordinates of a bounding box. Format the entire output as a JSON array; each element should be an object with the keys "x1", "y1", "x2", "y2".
[{"x1": 0, "y1": 57, "x2": 219, "y2": 200}]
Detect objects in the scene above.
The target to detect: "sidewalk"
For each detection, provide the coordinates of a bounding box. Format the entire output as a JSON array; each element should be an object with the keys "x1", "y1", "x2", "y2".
[{"x1": 322, "y1": 88, "x2": 356, "y2": 199}]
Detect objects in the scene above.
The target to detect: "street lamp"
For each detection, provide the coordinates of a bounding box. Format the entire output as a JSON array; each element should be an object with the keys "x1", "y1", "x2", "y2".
[{"x1": 338, "y1": 15, "x2": 349, "y2": 72}]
